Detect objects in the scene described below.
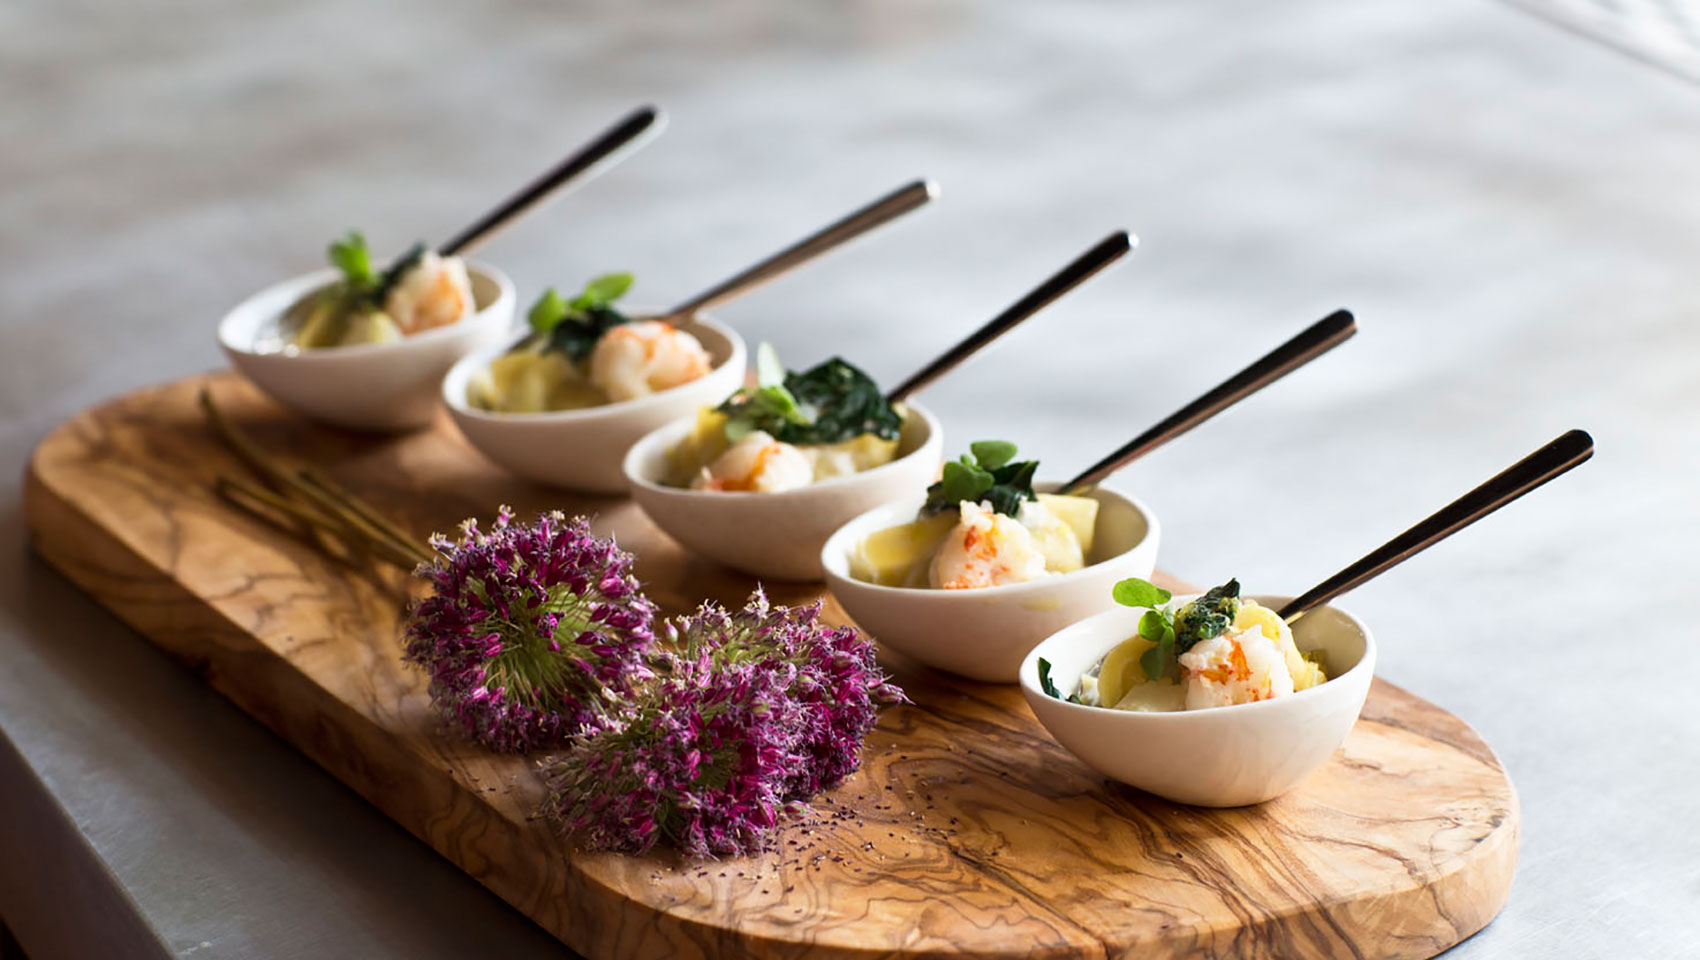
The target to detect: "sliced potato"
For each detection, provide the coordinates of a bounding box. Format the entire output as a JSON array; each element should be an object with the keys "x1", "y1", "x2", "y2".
[
  {"x1": 666, "y1": 408, "x2": 733, "y2": 486},
  {"x1": 1096, "y1": 634, "x2": 1156, "y2": 709},
  {"x1": 1024, "y1": 507, "x2": 1085, "y2": 574},
  {"x1": 1294, "y1": 651, "x2": 1329, "y2": 691},
  {"x1": 852, "y1": 512, "x2": 956, "y2": 586},
  {"x1": 1036, "y1": 493, "x2": 1099, "y2": 557},
  {"x1": 1235, "y1": 601, "x2": 1308, "y2": 683}
]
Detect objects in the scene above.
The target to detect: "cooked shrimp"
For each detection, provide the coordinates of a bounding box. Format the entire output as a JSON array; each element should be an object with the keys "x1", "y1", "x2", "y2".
[
  {"x1": 589, "y1": 321, "x2": 713, "y2": 402},
  {"x1": 691, "y1": 430, "x2": 814, "y2": 493},
  {"x1": 383, "y1": 252, "x2": 475, "y2": 335},
  {"x1": 1177, "y1": 624, "x2": 1295, "y2": 709},
  {"x1": 928, "y1": 501, "x2": 1049, "y2": 590}
]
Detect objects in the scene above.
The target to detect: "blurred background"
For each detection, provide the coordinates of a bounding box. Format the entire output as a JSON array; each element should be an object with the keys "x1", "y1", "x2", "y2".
[{"x1": 2, "y1": 1, "x2": 1696, "y2": 957}]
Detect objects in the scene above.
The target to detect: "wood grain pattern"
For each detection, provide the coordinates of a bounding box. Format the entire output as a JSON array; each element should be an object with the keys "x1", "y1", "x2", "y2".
[{"x1": 23, "y1": 373, "x2": 1518, "y2": 959}]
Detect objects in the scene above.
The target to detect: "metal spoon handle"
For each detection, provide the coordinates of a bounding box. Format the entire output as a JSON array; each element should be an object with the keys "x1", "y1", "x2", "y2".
[
  {"x1": 663, "y1": 179, "x2": 937, "y2": 321},
  {"x1": 885, "y1": 231, "x2": 1133, "y2": 404},
  {"x1": 438, "y1": 105, "x2": 663, "y2": 257},
  {"x1": 1059, "y1": 309, "x2": 1356, "y2": 493},
  {"x1": 1277, "y1": 429, "x2": 1595, "y2": 620}
]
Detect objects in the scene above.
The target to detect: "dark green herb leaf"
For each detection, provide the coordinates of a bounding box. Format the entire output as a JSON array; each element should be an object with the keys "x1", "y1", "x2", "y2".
[
  {"x1": 716, "y1": 349, "x2": 902, "y2": 446},
  {"x1": 1037, "y1": 657, "x2": 1061, "y2": 699},
  {"x1": 920, "y1": 440, "x2": 1039, "y2": 518},
  {"x1": 1173, "y1": 578, "x2": 1241, "y2": 652},
  {"x1": 528, "y1": 273, "x2": 638, "y2": 363},
  {"x1": 1113, "y1": 578, "x2": 1173, "y2": 609}
]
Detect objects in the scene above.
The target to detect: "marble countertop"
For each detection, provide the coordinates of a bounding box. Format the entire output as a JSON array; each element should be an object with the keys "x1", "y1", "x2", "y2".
[{"x1": 2, "y1": 1, "x2": 1695, "y2": 957}]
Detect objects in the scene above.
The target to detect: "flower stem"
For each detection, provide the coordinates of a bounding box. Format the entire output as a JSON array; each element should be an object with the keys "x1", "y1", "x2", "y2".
[{"x1": 200, "y1": 388, "x2": 433, "y2": 569}]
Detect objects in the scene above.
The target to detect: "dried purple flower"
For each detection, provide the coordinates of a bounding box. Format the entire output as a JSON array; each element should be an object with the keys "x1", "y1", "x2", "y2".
[
  {"x1": 541, "y1": 589, "x2": 904, "y2": 858},
  {"x1": 402, "y1": 507, "x2": 657, "y2": 752}
]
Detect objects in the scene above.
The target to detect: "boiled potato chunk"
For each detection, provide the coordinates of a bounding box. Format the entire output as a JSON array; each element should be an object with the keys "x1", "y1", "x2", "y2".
[
  {"x1": 1024, "y1": 507, "x2": 1085, "y2": 574},
  {"x1": 1234, "y1": 601, "x2": 1312, "y2": 685},
  {"x1": 1096, "y1": 634, "x2": 1156, "y2": 709},
  {"x1": 852, "y1": 512, "x2": 956, "y2": 586},
  {"x1": 1035, "y1": 493, "x2": 1099, "y2": 557},
  {"x1": 666, "y1": 408, "x2": 733, "y2": 486},
  {"x1": 1234, "y1": 602, "x2": 1330, "y2": 690},
  {"x1": 806, "y1": 433, "x2": 901, "y2": 481},
  {"x1": 1294, "y1": 652, "x2": 1328, "y2": 691},
  {"x1": 341, "y1": 310, "x2": 403, "y2": 346},
  {"x1": 468, "y1": 352, "x2": 606, "y2": 414}
]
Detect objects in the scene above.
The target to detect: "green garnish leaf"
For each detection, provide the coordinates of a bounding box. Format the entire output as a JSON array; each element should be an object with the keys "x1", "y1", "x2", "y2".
[
  {"x1": 920, "y1": 440, "x2": 1039, "y2": 518},
  {"x1": 1173, "y1": 578, "x2": 1241, "y2": 652},
  {"x1": 571, "y1": 271, "x2": 634, "y2": 311},
  {"x1": 322, "y1": 232, "x2": 425, "y2": 312},
  {"x1": 530, "y1": 272, "x2": 638, "y2": 362},
  {"x1": 328, "y1": 232, "x2": 376, "y2": 289},
  {"x1": 722, "y1": 385, "x2": 808, "y2": 441},
  {"x1": 1037, "y1": 657, "x2": 1061, "y2": 699},
  {"x1": 970, "y1": 440, "x2": 1018, "y2": 471},
  {"x1": 1113, "y1": 578, "x2": 1173, "y2": 609},
  {"x1": 715, "y1": 347, "x2": 901, "y2": 446},
  {"x1": 527, "y1": 287, "x2": 570, "y2": 333},
  {"x1": 1139, "y1": 634, "x2": 1177, "y2": 683},
  {"x1": 1137, "y1": 609, "x2": 1170, "y2": 641},
  {"x1": 933, "y1": 455, "x2": 995, "y2": 504},
  {"x1": 755, "y1": 341, "x2": 787, "y2": 388}
]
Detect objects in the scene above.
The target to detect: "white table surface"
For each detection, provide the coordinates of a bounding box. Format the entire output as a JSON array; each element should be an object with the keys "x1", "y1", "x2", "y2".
[{"x1": 2, "y1": 1, "x2": 1695, "y2": 957}]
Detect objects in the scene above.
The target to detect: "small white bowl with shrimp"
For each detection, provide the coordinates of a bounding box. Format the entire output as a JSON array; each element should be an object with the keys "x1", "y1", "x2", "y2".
[
  {"x1": 443, "y1": 314, "x2": 747, "y2": 493},
  {"x1": 219, "y1": 261, "x2": 516, "y2": 431},
  {"x1": 623, "y1": 403, "x2": 945, "y2": 581},
  {"x1": 821, "y1": 482, "x2": 1161, "y2": 683},
  {"x1": 1018, "y1": 595, "x2": 1376, "y2": 806}
]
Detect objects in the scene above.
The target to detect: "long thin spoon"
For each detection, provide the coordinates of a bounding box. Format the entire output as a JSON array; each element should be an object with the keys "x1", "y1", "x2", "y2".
[
  {"x1": 656, "y1": 179, "x2": 937, "y2": 323},
  {"x1": 437, "y1": 105, "x2": 664, "y2": 257},
  {"x1": 885, "y1": 231, "x2": 1134, "y2": 404},
  {"x1": 1058, "y1": 309, "x2": 1357, "y2": 493},
  {"x1": 1277, "y1": 429, "x2": 1594, "y2": 620}
]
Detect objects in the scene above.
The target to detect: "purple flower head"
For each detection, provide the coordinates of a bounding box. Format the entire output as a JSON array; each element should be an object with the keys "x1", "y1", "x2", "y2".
[
  {"x1": 541, "y1": 589, "x2": 905, "y2": 858},
  {"x1": 402, "y1": 507, "x2": 657, "y2": 752}
]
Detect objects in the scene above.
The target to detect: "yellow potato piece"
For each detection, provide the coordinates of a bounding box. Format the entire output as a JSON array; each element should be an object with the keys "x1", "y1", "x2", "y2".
[
  {"x1": 471, "y1": 352, "x2": 602, "y2": 414},
  {"x1": 1026, "y1": 513, "x2": 1085, "y2": 574},
  {"x1": 1235, "y1": 601, "x2": 1309, "y2": 683},
  {"x1": 666, "y1": 408, "x2": 733, "y2": 486},
  {"x1": 1096, "y1": 634, "x2": 1155, "y2": 709},
  {"x1": 1035, "y1": 493, "x2": 1099, "y2": 557},
  {"x1": 852, "y1": 512, "x2": 956, "y2": 586},
  {"x1": 1295, "y1": 653, "x2": 1329, "y2": 691},
  {"x1": 806, "y1": 432, "x2": 901, "y2": 481}
]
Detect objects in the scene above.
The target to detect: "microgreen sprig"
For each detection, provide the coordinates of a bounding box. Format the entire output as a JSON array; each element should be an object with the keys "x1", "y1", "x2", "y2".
[
  {"x1": 921, "y1": 440, "x2": 1039, "y2": 518},
  {"x1": 325, "y1": 231, "x2": 426, "y2": 308},
  {"x1": 526, "y1": 272, "x2": 636, "y2": 362},
  {"x1": 1108, "y1": 577, "x2": 1242, "y2": 684}
]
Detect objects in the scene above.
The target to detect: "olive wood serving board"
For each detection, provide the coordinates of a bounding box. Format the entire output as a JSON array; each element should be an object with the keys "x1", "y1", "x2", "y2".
[{"x1": 24, "y1": 372, "x2": 1518, "y2": 959}]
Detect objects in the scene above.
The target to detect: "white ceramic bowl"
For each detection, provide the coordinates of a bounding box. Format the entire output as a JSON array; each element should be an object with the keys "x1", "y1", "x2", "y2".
[
  {"x1": 822, "y1": 482, "x2": 1159, "y2": 683},
  {"x1": 218, "y1": 262, "x2": 516, "y2": 431},
  {"x1": 624, "y1": 403, "x2": 944, "y2": 581},
  {"x1": 1019, "y1": 594, "x2": 1377, "y2": 806},
  {"x1": 442, "y1": 315, "x2": 747, "y2": 494}
]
